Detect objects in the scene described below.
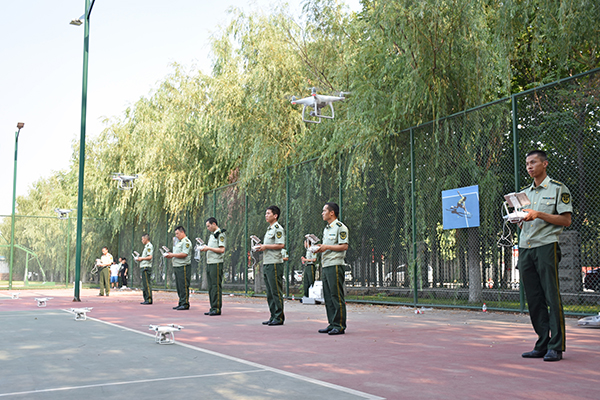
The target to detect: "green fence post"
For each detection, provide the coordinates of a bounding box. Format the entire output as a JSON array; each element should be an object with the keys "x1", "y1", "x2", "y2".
[
  {"x1": 512, "y1": 95, "x2": 525, "y2": 313},
  {"x1": 410, "y1": 128, "x2": 418, "y2": 306},
  {"x1": 66, "y1": 214, "x2": 71, "y2": 287},
  {"x1": 131, "y1": 221, "x2": 135, "y2": 287},
  {"x1": 213, "y1": 190, "x2": 217, "y2": 218},
  {"x1": 338, "y1": 153, "x2": 343, "y2": 221},
  {"x1": 244, "y1": 191, "x2": 249, "y2": 295},
  {"x1": 286, "y1": 166, "x2": 290, "y2": 297}
]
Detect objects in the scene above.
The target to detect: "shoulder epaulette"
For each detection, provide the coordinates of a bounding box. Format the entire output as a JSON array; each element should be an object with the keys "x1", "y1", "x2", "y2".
[
  {"x1": 336, "y1": 222, "x2": 342, "y2": 227},
  {"x1": 521, "y1": 184, "x2": 530, "y2": 191},
  {"x1": 274, "y1": 223, "x2": 280, "y2": 229},
  {"x1": 550, "y1": 179, "x2": 563, "y2": 186}
]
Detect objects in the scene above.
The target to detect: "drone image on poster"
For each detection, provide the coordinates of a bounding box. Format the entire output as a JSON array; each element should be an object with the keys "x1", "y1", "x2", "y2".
[
  {"x1": 111, "y1": 173, "x2": 138, "y2": 190},
  {"x1": 291, "y1": 88, "x2": 347, "y2": 124},
  {"x1": 442, "y1": 185, "x2": 480, "y2": 230},
  {"x1": 447, "y1": 191, "x2": 471, "y2": 218}
]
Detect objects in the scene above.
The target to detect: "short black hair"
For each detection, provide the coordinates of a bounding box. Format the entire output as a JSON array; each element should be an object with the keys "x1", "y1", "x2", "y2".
[
  {"x1": 267, "y1": 205, "x2": 280, "y2": 220},
  {"x1": 205, "y1": 217, "x2": 218, "y2": 225},
  {"x1": 174, "y1": 225, "x2": 186, "y2": 234},
  {"x1": 325, "y1": 202, "x2": 339, "y2": 218},
  {"x1": 142, "y1": 233, "x2": 149, "y2": 240},
  {"x1": 526, "y1": 150, "x2": 547, "y2": 162},
  {"x1": 102, "y1": 246, "x2": 108, "y2": 251}
]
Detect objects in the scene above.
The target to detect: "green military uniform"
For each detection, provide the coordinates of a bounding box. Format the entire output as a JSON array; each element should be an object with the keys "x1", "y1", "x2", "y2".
[
  {"x1": 140, "y1": 241, "x2": 154, "y2": 304},
  {"x1": 173, "y1": 236, "x2": 193, "y2": 308},
  {"x1": 206, "y1": 229, "x2": 226, "y2": 314},
  {"x1": 321, "y1": 219, "x2": 349, "y2": 332},
  {"x1": 263, "y1": 222, "x2": 286, "y2": 324},
  {"x1": 99, "y1": 253, "x2": 113, "y2": 296},
  {"x1": 303, "y1": 247, "x2": 317, "y2": 298},
  {"x1": 518, "y1": 176, "x2": 572, "y2": 353}
]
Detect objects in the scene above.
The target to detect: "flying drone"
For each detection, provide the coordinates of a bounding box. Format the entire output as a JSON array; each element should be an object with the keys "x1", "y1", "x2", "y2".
[
  {"x1": 34, "y1": 297, "x2": 53, "y2": 307},
  {"x1": 54, "y1": 208, "x2": 74, "y2": 220},
  {"x1": 111, "y1": 173, "x2": 139, "y2": 190},
  {"x1": 291, "y1": 88, "x2": 347, "y2": 124},
  {"x1": 148, "y1": 324, "x2": 184, "y2": 344},
  {"x1": 69, "y1": 307, "x2": 93, "y2": 321},
  {"x1": 9, "y1": 292, "x2": 20, "y2": 299}
]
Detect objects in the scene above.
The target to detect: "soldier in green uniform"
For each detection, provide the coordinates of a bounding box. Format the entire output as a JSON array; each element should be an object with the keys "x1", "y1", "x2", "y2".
[
  {"x1": 256, "y1": 205, "x2": 286, "y2": 326},
  {"x1": 165, "y1": 226, "x2": 193, "y2": 310},
  {"x1": 137, "y1": 233, "x2": 153, "y2": 305},
  {"x1": 314, "y1": 202, "x2": 348, "y2": 335},
  {"x1": 200, "y1": 217, "x2": 226, "y2": 316},
  {"x1": 301, "y1": 239, "x2": 317, "y2": 298},
  {"x1": 98, "y1": 247, "x2": 113, "y2": 296},
  {"x1": 518, "y1": 150, "x2": 572, "y2": 362}
]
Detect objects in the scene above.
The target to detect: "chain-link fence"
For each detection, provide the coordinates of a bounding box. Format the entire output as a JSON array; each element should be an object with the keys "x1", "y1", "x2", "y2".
[
  {"x1": 3, "y1": 69, "x2": 599, "y2": 316},
  {"x1": 0, "y1": 214, "x2": 114, "y2": 288},
  {"x1": 111, "y1": 68, "x2": 600, "y2": 315}
]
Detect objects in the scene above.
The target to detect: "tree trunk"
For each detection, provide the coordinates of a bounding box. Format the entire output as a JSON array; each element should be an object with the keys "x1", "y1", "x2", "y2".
[{"x1": 468, "y1": 227, "x2": 482, "y2": 303}]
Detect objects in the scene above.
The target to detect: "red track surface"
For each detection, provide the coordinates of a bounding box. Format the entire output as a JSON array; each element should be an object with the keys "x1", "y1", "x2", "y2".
[{"x1": 2, "y1": 288, "x2": 599, "y2": 399}]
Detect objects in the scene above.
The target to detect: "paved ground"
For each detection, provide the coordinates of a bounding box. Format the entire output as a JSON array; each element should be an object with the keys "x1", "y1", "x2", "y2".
[{"x1": 1, "y1": 288, "x2": 599, "y2": 399}]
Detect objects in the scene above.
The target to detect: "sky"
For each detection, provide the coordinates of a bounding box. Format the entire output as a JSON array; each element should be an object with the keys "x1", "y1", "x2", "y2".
[{"x1": 0, "y1": 0, "x2": 360, "y2": 216}]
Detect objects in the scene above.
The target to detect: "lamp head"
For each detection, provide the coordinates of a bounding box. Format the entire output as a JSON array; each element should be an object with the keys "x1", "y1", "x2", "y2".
[
  {"x1": 17, "y1": 122, "x2": 24, "y2": 129},
  {"x1": 70, "y1": 15, "x2": 84, "y2": 26}
]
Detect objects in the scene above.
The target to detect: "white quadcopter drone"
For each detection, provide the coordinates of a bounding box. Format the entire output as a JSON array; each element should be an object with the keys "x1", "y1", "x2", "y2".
[
  {"x1": 111, "y1": 173, "x2": 139, "y2": 190},
  {"x1": 291, "y1": 88, "x2": 346, "y2": 124},
  {"x1": 69, "y1": 307, "x2": 93, "y2": 321},
  {"x1": 148, "y1": 324, "x2": 184, "y2": 344},
  {"x1": 578, "y1": 313, "x2": 600, "y2": 327},
  {"x1": 34, "y1": 297, "x2": 53, "y2": 307},
  {"x1": 9, "y1": 292, "x2": 20, "y2": 300},
  {"x1": 305, "y1": 233, "x2": 321, "y2": 253},
  {"x1": 54, "y1": 208, "x2": 74, "y2": 220},
  {"x1": 250, "y1": 235, "x2": 261, "y2": 252}
]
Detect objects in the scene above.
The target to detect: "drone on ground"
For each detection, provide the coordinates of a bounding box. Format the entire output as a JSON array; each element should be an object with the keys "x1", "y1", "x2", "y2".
[
  {"x1": 69, "y1": 307, "x2": 93, "y2": 321},
  {"x1": 111, "y1": 173, "x2": 139, "y2": 190},
  {"x1": 54, "y1": 208, "x2": 74, "y2": 220},
  {"x1": 34, "y1": 297, "x2": 53, "y2": 307},
  {"x1": 148, "y1": 324, "x2": 184, "y2": 344},
  {"x1": 291, "y1": 88, "x2": 347, "y2": 124},
  {"x1": 578, "y1": 313, "x2": 600, "y2": 327}
]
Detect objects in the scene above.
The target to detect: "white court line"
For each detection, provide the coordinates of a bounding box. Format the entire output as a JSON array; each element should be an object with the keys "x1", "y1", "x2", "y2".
[
  {"x1": 0, "y1": 370, "x2": 264, "y2": 397},
  {"x1": 58, "y1": 309, "x2": 385, "y2": 400}
]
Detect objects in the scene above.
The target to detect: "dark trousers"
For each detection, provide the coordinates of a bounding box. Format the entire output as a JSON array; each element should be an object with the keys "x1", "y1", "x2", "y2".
[
  {"x1": 119, "y1": 270, "x2": 127, "y2": 287},
  {"x1": 174, "y1": 265, "x2": 191, "y2": 308},
  {"x1": 207, "y1": 263, "x2": 223, "y2": 313},
  {"x1": 518, "y1": 242, "x2": 565, "y2": 352},
  {"x1": 303, "y1": 263, "x2": 316, "y2": 298},
  {"x1": 141, "y1": 268, "x2": 152, "y2": 303},
  {"x1": 99, "y1": 267, "x2": 110, "y2": 296},
  {"x1": 263, "y1": 263, "x2": 285, "y2": 323},
  {"x1": 322, "y1": 265, "x2": 347, "y2": 331}
]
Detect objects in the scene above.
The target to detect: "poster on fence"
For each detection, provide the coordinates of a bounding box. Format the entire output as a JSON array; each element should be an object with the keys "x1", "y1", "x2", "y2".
[{"x1": 442, "y1": 185, "x2": 480, "y2": 230}]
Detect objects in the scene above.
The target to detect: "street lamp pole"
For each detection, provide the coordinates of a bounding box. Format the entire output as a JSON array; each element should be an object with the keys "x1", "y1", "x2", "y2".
[
  {"x1": 9, "y1": 122, "x2": 24, "y2": 290},
  {"x1": 73, "y1": 0, "x2": 95, "y2": 301}
]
